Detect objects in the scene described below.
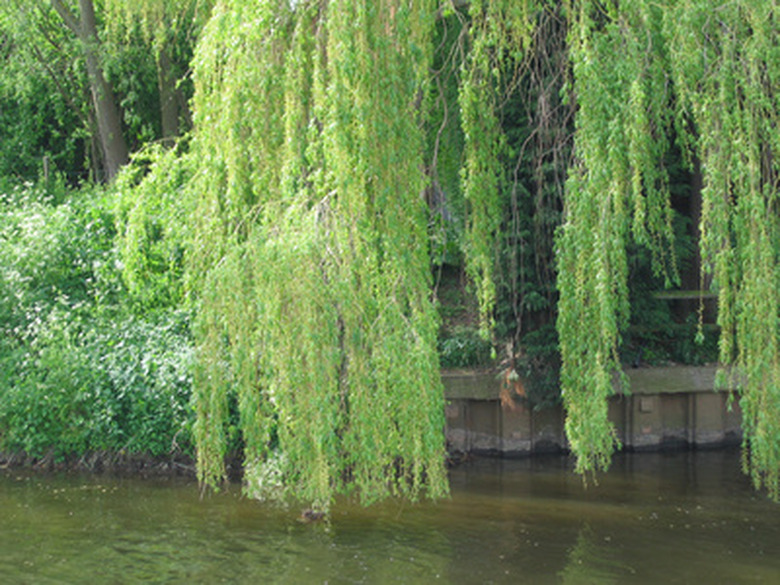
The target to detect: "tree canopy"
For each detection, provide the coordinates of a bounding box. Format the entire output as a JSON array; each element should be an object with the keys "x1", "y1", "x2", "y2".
[
  {"x1": 0, "y1": 0, "x2": 211, "y2": 181},
  {"x1": 2, "y1": 0, "x2": 780, "y2": 507},
  {"x1": 558, "y1": 0, "x2": 780, "y2": 498},
  {"x1": 174, "y1": 0, "x2": 780, "y2": 506},
  {"x1": 188, "y1": 0, "x2": 448, "y2": 508}
]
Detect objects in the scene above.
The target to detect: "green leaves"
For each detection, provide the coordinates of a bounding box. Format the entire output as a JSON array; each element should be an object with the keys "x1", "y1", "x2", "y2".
[
  {"x1": 556, "y1": 0, "x2": 679, "y2": 476},
  {"x1": 459, "y1": 1, "x2": 540, "y2": 339},
  {"x1": 659, "y1": 0, "x2": 780, "y2": 500},
  {"x1": 4, "y1": 0, "x2": 773, "y2": 503},
  {"x1": 0, "y1": 184, "x2": 193, "y2": 460},
  {"x1": 185, "y1": 0, "x2": 780, "y2": 501},
  {"x1": 552, "y1": 0, "x2": 780, "y2": 497},
  {"x1": 188, "y1": 0, "x2": 448, "y2": 508}
]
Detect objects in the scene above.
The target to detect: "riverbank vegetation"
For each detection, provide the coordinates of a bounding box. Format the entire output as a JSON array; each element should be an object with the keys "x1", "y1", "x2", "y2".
[
  {"x1": 0, "y1": 180, "x2": 193, "y2": 463},
  {"x1": 1, "y1": 0, "x2": 779, "y2": 505}
]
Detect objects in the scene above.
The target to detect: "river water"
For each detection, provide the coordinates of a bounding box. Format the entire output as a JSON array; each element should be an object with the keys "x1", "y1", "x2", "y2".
[{"x1": 2, "y1": 448, "x2": 779, "y2": 584}]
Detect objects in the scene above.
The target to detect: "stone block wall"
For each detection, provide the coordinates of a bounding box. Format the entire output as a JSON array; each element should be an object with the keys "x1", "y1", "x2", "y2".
[{"x1": 443, "y1": 365, "x2": 742, "y2": 456}]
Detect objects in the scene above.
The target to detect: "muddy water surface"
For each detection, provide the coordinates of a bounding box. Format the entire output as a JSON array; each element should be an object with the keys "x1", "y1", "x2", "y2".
[{"x1": 1, "y1": 449, "x2": 779, "y2": 584}]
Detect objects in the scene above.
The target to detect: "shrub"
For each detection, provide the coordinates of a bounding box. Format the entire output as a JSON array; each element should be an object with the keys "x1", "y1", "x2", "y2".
[
  {"x1": 438, "y1": 326, "x2": 493, "y2": 368},
  {"x1": 0, "y1": 182, "x2": 195, "y2": 461}
]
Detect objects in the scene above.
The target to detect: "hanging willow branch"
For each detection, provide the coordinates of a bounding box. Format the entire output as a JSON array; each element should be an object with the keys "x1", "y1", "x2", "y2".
[
  {"x1": 556, "y1": 0, "x2": 677, "y2": 476},
  {"x1": 187, "y1": 0, "x2": 447, "y2": 509},
  {"x1": 664, "y1": 0, "x2": 780, "y2": 499},
  {"x1": 458, "y1": 0, "x2": 538, "y2": 338},
  {"x1": 558, "y1": 0, "x2": 780, "y2": 497},
  {"x1": 177, "y1": 0, "x2": 780, "y2": 503}
]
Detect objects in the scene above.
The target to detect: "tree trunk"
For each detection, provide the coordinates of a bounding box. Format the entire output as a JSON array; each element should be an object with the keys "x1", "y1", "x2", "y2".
[
  {"x1": 158, "y1": 47, "x2": 179, "y2": 146},
  {"x1": 52, "y1": 0, "x2": 129, "y2": 181},
  {"x1": 78, "y1": 0, "x2": 128, "y2": 180}
]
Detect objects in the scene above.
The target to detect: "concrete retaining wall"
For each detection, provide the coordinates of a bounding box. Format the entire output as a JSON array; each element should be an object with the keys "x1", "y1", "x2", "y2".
[{"x1": 443, "y1": 365, "x2": 742, "y2": 456}]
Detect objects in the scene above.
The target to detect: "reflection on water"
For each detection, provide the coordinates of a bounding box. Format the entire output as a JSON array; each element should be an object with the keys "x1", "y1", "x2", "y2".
[
  {"x1": 2, "y1": 448, "x2": 780, "y2": 584},
  {"x1": 559, "y1": 524, "x2": 632, "y2": 585}
]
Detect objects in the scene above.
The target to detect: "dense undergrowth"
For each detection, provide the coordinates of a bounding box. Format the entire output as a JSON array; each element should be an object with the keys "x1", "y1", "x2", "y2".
[
  {"x1": 0, "y1": 174, "x2": 715, "y2": 465},
  {"x1": 0, "y1": 178, "x2": 194, "y2": 463}
]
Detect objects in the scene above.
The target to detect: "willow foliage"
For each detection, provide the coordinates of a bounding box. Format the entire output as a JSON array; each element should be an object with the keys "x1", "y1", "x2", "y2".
[
  {"x1": 181, "y1": 0, "x2": 780, "y2": 504},
  {"x1": 458, "y1": 0, "x2": 538, "y2": 337},
  {"x1": 105, "y1": 0, "x2": 213, "y2": 45},
  {"x1": 557, "y1": 0, "x2": 677, "y2": 475},
  {"x1": 662, "y1": 0, "x2": 780, "y2": 499},
  {"x1": 188, "y1": 0, "x2": 446, "y2": 508},
  {"x1": 557, "y1": 0, "x2": 780, "y2": 497}
]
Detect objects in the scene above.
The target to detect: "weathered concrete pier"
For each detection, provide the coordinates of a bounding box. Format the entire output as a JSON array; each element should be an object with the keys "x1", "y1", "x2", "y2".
[{"x1": 443, "y1": 365, "x2": 742, "y2": 456}]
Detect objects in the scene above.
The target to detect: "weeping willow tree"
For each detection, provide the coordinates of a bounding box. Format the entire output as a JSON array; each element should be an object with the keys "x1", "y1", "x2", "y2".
[
  {"x1": 454, "y1": 0, "x2": 780, "y2": 495},
  {"x1": 187, "y1": 0, "x2": 447, "y2": 509},
  {"x1": 556, "y1": 0, "x2": 780, "y2": 497},
  {"x1": 665, "y1": 0, "x2": 780, "y2": 499},
  {"x1": 453, "y1": 0, "x2": 653, "y2": 473},
  {"x1": 180, "y1": 0, "x2": 780, "y2": 505},
  {"x1": 556, "y1": 0, "x2": 679, "y2": 475}
]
